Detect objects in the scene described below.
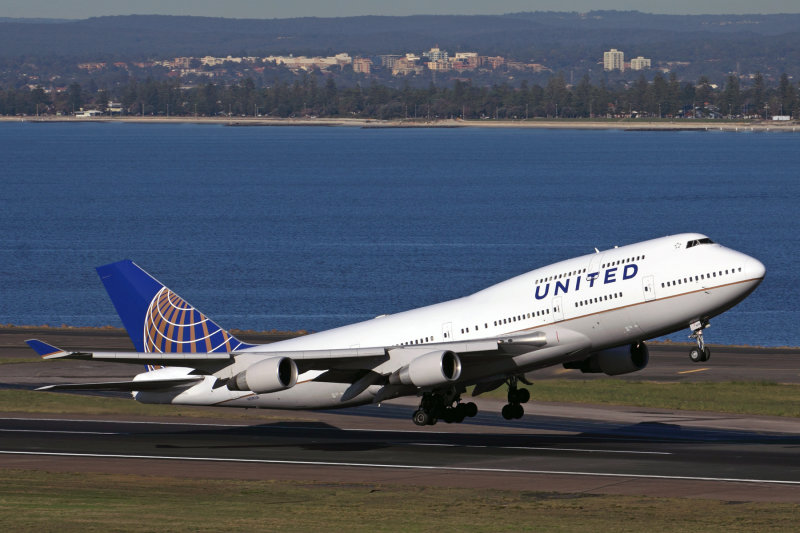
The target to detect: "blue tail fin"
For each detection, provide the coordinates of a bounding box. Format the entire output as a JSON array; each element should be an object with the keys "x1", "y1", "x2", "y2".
[{"x1": 95, "y1": 260, "x2": 253, "y2": 354}]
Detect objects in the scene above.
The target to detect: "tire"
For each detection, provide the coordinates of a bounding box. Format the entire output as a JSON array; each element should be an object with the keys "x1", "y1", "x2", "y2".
[
  {"x1": 412, "y1": 410, "x2": 430, "y2": 426},
  {"x1": 512, "y1": 404, "x2": 524, "y2": 419},
  {"x1": 517, "y1": 388, "x2": 530, "y2": 404},
  {"x1": 465, "y1": 402, "x2": 478, "y2": 418},
  {"x1": 501, "y1": 404, "x2": 513, "y2": 420},
  {"x1": 702, "y1": 347, "x2": 711, "y2": 362},
  {"x1": 507, "y1": 389, "x2": 518, "y2": 404},
  {"x1": 689, "y1": 348, "x2": 702, "y2": 363}
]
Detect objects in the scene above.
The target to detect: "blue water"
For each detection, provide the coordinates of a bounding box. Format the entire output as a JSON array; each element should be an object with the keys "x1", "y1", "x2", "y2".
[{"x1": 0, "y1": 122, "x2": 797, "y2": 346}]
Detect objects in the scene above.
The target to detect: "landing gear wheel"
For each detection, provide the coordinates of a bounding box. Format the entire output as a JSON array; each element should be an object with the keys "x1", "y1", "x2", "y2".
[
  {"x1": 464, "y1": 402, "x2": 478, "y2": 418},
  {"x1": 502, "y1": 377, "x2": 530, "y2": 421},
  {"x1": 516, "y1": 388, "x2": 530, "y2": 404},
  {"x1": 688, "y1": 320, "x2": 711, "y2": 363},
  {"x1": 702, "y1": 347, "x2": 711, "y2": 362},
  {"x1": 412, "y1": 409, "x2": 430, "y2": 426}
]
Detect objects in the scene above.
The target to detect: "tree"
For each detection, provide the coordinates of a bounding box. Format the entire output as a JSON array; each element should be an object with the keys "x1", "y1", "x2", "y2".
[
  {"x1": 67, "y1": 82, "x2": 82, "y2": 114},
  {"x1": 778, "y1": 73, "x2": 797, "y2": 117},
  {"x1": 748, "y1": 72, "x2": 765, "y2": 118},
  {"x1": 720, "y1": 75, "x2": 741, "y2": 117},
  {"x1": 574, "y1": 74, "x2": 592, "y2": 117}
]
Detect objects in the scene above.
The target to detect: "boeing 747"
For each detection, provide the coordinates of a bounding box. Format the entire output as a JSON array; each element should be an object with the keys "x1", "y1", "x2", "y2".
[{"x1": 28, "y1": 233, "x2": 765, "y2": 426}]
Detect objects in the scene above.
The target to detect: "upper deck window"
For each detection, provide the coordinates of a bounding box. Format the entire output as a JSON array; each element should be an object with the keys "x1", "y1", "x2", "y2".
[{"x1": 686, "y1": 238, "x2": 715, "y2": 249}]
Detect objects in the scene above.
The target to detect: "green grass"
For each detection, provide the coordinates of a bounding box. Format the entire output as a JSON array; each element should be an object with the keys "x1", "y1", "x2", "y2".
[
  {"x1": 0, "y1": 357, "x2": 40, "y2": 365},
  {"x1": 474, "y1": 380, "x2": 800, "y2": 417},
  {"x1": 0, "y1": 390, "x2": 312, "y2": 421},
  {"x1": 3, "y1": 380, "x2": 800, "y2": 419},
  {"x1": 0, "y1": 469, "x2": 797, "y2": 532}
]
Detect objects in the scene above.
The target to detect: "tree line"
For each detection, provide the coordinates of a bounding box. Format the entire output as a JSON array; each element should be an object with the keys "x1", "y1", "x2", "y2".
[{"x1": 2, "y1": 72, "x2": 798, "y2": 119}]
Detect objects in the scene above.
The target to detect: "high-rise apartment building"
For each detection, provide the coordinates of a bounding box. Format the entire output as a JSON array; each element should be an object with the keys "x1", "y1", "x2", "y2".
[
  {"x1": 630, "y1": 56, "x2": 652, "y2": 70},
  {"x1": 604, "y1": 49, "x2": 625, "y2": 72}
]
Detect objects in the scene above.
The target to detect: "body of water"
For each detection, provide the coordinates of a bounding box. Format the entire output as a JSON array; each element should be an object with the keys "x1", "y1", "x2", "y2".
[{"x1": 0, "y1": 122, "x2": 796, "y2": 346}]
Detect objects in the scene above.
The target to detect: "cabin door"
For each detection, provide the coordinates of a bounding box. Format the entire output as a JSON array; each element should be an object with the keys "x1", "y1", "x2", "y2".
[
  {"x1": 552, "y1": 297, "x2": 564, "y2": 322},
  {"x1": 643, "y1": 275, "x2": 655, "y2": 301},
  {"x1": 441, "y1": 322, "x2": 453, "y2": 341}
]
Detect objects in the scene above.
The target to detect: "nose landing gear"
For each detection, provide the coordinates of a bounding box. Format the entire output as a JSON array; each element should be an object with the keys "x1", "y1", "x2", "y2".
[{"x1": 688, "y1": 320, "x2": 711, "y2": 362}]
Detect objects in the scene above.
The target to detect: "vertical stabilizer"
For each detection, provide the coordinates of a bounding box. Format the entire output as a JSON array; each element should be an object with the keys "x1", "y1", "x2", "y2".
[{"x1": 95, "y1": 260, "x2": 252, "y2": 354}]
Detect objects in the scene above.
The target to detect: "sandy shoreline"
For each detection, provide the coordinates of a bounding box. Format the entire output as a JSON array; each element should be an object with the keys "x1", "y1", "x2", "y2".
[{"x1": 2, "y1": 115, "x2": 798, "y2": 131}]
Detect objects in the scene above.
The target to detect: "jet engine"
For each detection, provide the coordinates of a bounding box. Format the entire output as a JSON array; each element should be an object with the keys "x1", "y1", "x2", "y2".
[
  {"x1": 563, "y1": 342, "x2": 649, "y2": 376},
  {"x1": 389, "y1": 350, "x2": 462, "y2": 388},
  {"x1": 227, "y1": 356, "x2": 298, "y2": 393}
]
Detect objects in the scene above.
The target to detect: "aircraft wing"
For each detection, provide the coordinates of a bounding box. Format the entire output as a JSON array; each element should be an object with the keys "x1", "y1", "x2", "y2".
[
  {"x1": 27, "y1": 337, "x2": 507, "y2": 368},
  {"x1": 28, "y1": 328, "x2": 591, "y2": 396}
]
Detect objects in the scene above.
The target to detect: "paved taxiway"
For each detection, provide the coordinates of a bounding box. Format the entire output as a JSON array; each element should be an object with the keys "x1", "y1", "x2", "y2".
[{"x1": 1, "y1": 327, "x2": 799, "y2": 502}]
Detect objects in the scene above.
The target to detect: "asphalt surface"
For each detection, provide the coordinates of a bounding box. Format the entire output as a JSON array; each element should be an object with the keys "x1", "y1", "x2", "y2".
[{"x1": 2, "y1": 327, "x2": 800, "y2": 502}]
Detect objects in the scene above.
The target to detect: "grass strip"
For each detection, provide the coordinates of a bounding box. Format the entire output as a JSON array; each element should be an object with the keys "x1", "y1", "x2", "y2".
[
  {"x1": 475, "y1": 380, "x2": 800, "y2": 417},
  {"x1": 0, "y1": 469, "x2": 797, "y2": 532},
  {"x1": 0, "y1": 358, "x2": 40, "y2": 365},
  {"x1": 3, "y1": 380, "x2": 800, "y2": 419},
  {"x1": 0, "y1": 390, "x2": 311, "y2": 421}
]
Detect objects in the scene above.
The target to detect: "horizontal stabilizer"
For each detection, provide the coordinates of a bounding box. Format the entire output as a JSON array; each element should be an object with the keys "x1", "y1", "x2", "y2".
[
  {"x1": 26, "y1": 339, "x2": 232, "y2": 364},
  {"x1": 26, "y1": 339, "x2": 68, "y2": 359},
  {"x1": 36, "y1": 376, "x2": 204, "y2": 392}
]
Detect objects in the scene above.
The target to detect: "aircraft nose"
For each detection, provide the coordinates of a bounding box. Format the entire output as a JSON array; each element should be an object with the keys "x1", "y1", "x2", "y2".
[{"x1": 746, "y1": 256, "x2": 766, "y2": 280}]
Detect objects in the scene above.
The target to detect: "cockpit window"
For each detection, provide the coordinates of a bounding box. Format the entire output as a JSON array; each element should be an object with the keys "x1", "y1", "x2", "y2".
[{"x1": 686, "y1": 238, "x2": 715, "y2": 249}]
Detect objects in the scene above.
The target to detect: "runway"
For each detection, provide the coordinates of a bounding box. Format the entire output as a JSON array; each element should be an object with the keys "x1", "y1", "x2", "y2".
[
  {"x1": 2, "y1": 327, "x2": 800, "y2": 502},
  {"x1": 2, "y1": 399, "x2": 800, "y2": 502}
]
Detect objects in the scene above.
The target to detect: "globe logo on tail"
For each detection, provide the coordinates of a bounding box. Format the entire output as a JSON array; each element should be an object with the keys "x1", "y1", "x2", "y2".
[{"x1": 143, "y1": 287, "x2": 234, "y2": 353}]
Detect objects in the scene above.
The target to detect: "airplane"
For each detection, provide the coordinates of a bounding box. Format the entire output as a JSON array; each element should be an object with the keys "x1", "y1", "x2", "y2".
[{"x1": 27, "y1": 233, "x2": 765, "y2": 426}]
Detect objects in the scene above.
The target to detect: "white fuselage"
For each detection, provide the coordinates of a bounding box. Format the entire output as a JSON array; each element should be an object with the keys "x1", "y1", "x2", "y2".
[{"x1": 135, "y1": 233, "x2": 765, "y2": 409}]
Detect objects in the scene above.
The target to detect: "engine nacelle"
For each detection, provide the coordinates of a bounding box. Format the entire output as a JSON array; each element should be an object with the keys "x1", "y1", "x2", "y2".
[
  {"x1": 227, "y1": 356, "x2": 298, "y2": 393},
  {"x1": 389, "y1": 350, "x2": 462, "y2": 388},
  {"x1": 563, "y1": 342, "x2": 649, "y2": 376}
]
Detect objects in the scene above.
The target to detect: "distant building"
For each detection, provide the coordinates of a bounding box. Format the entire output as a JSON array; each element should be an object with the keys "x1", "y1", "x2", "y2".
[
  {"x1": 392, "y1": 57, "x2": 423, "y2": 76},
  {"x1": 171, "y1": 57, "x2": 193, "y2": 68},
  {"x1": 423, "y1": 46, "x2": 448, "y2": 63},
  {"x1": 107, "y1": 102, "x2": 123, "y2": 114},
  {"x1": 379, "y1": 55, "x2": 401, "y2": 69},
  {"x1": 481, "y1": 56, "x2": 505, "y2": 69},
  {"x1": 630, "y1": 56, "x2": 651, "y2": 70},
  {"x1": 77, "y1": 62, "x2": 107, "y2": 72},
  {"x1": 264, "y1": 53, "x2": 352, "y2": 72},
  {"x1": 74, "y1": 109, "x2": 103, "y2": 118},
  {"x1": 452, "y1": 52, "x2": 479, "y2": 70},
  {"x1": 603, "y1": 49, "x2": 625, "y2": 72},
  {"x1": 352, "y1": 58, "x2": 373, "y2": 74}
]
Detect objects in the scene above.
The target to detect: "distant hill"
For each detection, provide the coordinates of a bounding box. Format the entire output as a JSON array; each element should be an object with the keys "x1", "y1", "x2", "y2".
[{"x1": 0, "y1": 11, "x2": 798, "y2": 77}]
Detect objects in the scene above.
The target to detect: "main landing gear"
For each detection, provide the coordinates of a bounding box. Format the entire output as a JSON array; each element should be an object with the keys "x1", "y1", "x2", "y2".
[
  {"x1": 501, "y1": 376, "x2": 530, "y2": 420},
  {"x1": 412, "y1": 389, "x2": 478, "y2": 426},
  {"x1": 688, "y1": 319, "x2": 711, "y2": 363}
]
